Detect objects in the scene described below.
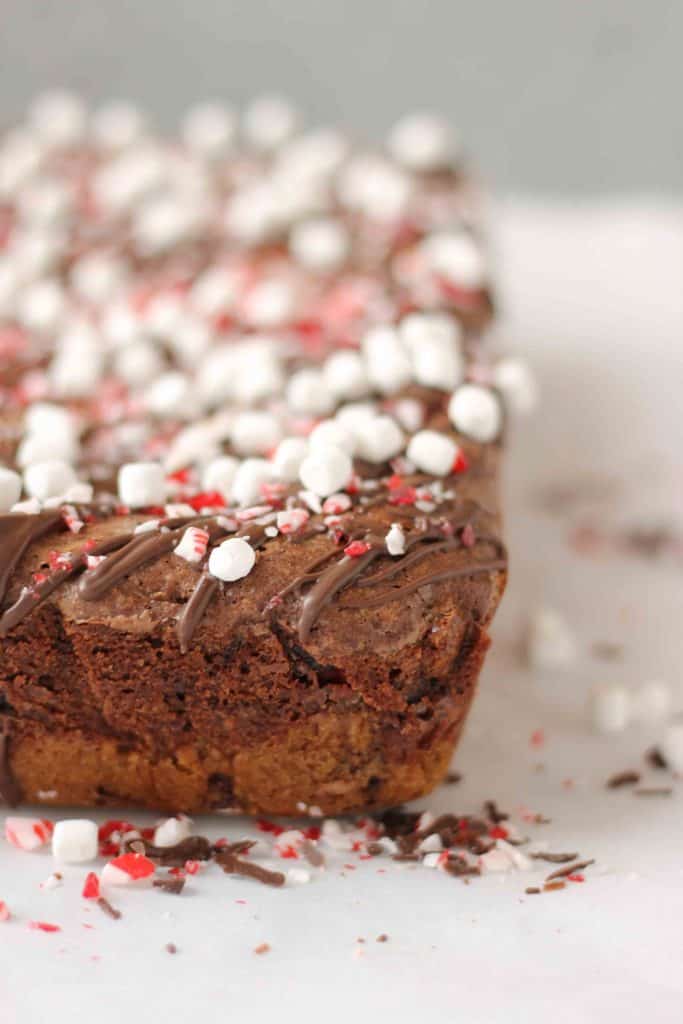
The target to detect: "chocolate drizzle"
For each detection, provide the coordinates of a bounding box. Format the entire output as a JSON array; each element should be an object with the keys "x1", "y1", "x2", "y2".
[
  {"x1": 0, "y1": 512, "x2": 63, "y2": 605},
  {"x1": 177, "y1": 574, "x2": 219, "y2": 653}
]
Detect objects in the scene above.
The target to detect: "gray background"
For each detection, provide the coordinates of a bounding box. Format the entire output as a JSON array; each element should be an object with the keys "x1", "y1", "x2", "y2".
[{"x1": 0, "y1": 0, "x2": 680, "y2": 194}]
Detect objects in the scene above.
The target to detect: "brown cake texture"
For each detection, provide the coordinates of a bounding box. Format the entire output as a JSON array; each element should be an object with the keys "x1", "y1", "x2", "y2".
[{"x1": 0, "y1": 93, "x2": 516, "y2": 814}]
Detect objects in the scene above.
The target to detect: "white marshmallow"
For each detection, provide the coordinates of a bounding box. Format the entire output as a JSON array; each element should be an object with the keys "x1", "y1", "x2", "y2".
[
  {"x1": 362, "y1": 325, "x2": 412, "y2": 395},
  {"x1": 224, "y1": 182, "x2": 280, "y2": 244},
  {"x1": 93, "y1": 145, "x2": 168, "y2": 215},
  {"x1": 448, "y1": 384, "x2": 502, "y2": 443},
  {"x1": 16, "y1": 433, "x2": 78, "y2": 469},
  {"x1": 290, "y1": 217, "x2": 349, "y2": 272},
  {"x1": 0, "y1": 260, "x2": 19, "y2": 316},
  {"x1": 153, "y1": 815, "x2": 193, "y2": 848},
  {"x1": 71, "y1": 252, "x2": 128, "y2": 304},
  {"x1": 231, "y1": 458, "x2": 273, "y2": 506},
  {"x1": 0, "y1": 467, "x2": 22, "y2": 511},
  {"x1": 493, "y1": 358, "x2": 538, "y2": 414},
  {"x1": 115, "y1": 340, "x2": 164, "y2": 387},
  {"x1": 24, "y1": 401, "x2": 76, "y2": 439},
  {"x1": 659, "y1": 720, "x2": 683, "y2": 773},
  {"x1": 182, "y1": 103, "x2": 236, "y2": 159},
  {"x1": 50, "y1": 324, "x2": 104, "y2": 398},
  {"x1": 338, "y1": 155, "x2": 412, "y2": 222},
  {"x1": 407, "y1": 429, "x2": 458, "y2": 476},
  {"x1": 202, "y1": 456, "x2": 240, "y2": 499},
  {"x1": 388, "y1": 112, "x2": 455, "y2": 171},
  {"x1": 272, "y1": 438, "x2": 309, "y2": 482},
  {"x1": 24, "y1": 460, "x2": 77, "y2": 501},
  {"x1": 355, "y1": 415, "x2": 404, "y2": 463},
  {"x1": 51, "y1": 819, "x2": 98, "y2": 864},
  {"x1": 400, "y1": 312, "x2": 464, "y2": 391},
  {"x1": 145, "y1": 372, "x2": 197, "y2": 420},
  {"x1": 276, "y1": 129, "x2": 348, "y2": 183},
  {"x1": 242, "y1": 279, "x2": 294, "y2": 328},
  {"x1": 631, "y1": 680, "x2": 672, "y2": 724},
  {"x1": 17, "y1": 177, "x2": 73, "y2": 229},
  {"x1": 308, "y1": 420, "x2": 356, "y2": 456},
  {"x1": 231, "y1": 411, "x2": 281, "y2": 456},
  {"x1": 134, "y1": 194, "x2": 205, "y2": 255},
  {"x1": 91, "y1": 101, "x2": 146, "y2": 150},
  {"x1": 190, "y1": 265, "x2": 240, "y2": 318},
  {"x1": 392, "y1": 397, "x2": 424, "y2": 434},
  {"x1": 323, "y1": 351, "x2": 370, "y2": 401},
  {"x1": 208, "y1": 537, "x2": 256, "y2": 582},
  {"x1": 29, "y1": 91, "x2": 87, "y2": 149},
  {"x1": 422, "y1": 231, "x2": 486, "y2": 290},
  {"x1": 174, "y1": 526, "x2": 210, "y2": 563},
  {"x1": 588, "y1": 682, "x2": 631, "y2": 734},
  {"x1": 335, "y1": 401, "x2": 377, "y2": 436},
  {"x1": 0, "y1": 130, "x2": 45, "y2": 199},
  {"x1": 299, "y1": 445, "x2": 352, "y2": 497},
  {"x1": 526, "y1": 608, "x2": 577, "y2": 670},
  {"x1": 8, "y1": 228, "x2": 66, "y2": 280},
  {"x1": 118, "y1": 462, "x2": 166, "y2": 508},
  {"x1": 16, "y1": 278, "x2": 66, "y2": 335},
  {"x1": 286, "y1": 368, "x2": 334, "y2": 416},
  {"x1": 243, "y1": 94, "x2": 299, "y2": 152},
  {"x1": 385, "y1": 523, "x2": 406, "y2": 556}
]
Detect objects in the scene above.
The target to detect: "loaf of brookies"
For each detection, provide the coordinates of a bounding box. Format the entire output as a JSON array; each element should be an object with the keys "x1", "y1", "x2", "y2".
[{"x1": 0, "y1": 92, "x2": 524, "y2": 814}]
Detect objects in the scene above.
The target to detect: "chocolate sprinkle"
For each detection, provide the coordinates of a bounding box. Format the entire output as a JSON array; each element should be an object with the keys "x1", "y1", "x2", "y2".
[
  {"x1": 545, "y1": 859, "x2": 595, "y2": 882},
  {"x1": 606, "y1": 770, "x2": 641, "y2": 789},
  {"x1": 97, "y1": 897, "x2": 122, "y2": 920},
  {"x1": 530, "y1": 852, "x2": 579, "y2": 864},
  {"x1": 525, "y1": 887, "x2": 541, "y2": 895},
  {"x1": 215, "y1": 850, "x2": 285, "y2": 887}
]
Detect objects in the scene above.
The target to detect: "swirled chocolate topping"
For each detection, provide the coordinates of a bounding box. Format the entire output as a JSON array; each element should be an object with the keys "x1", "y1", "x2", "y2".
[{"x1": 0, "y1": 512, "x2": 63, "y2": 605}]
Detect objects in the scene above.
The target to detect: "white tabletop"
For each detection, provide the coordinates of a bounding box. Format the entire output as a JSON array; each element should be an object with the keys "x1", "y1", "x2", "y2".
[{"x1": 2, "y1": 201, "x2": 682, "y2": 1024}]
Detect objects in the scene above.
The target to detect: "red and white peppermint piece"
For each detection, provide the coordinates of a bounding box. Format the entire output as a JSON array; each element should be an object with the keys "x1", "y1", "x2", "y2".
[
  {"x1": 0, "y1": 901, "x2": 10, "y2": 922},
  {"x1": 174, "y1": 526, "x2": 210, "y2": 564},
  {"x1": 82, "y1": 872, "x2": 100, "y2": 900},
  {"x1": 322, "y1": 493, "x2": 352, "y2": 516},
  {"x1": 276, "y1": 508, "x2": 310, "y2": 535},
  {"x1": 101, "y1": 852, "x2": 156, "y2": 886},
  {"x1": 5, "y1": 816, "x2": 53, "y2": 851},
  {"x1": 344, "y1": 540, "x2": 371, "y2": 558}
]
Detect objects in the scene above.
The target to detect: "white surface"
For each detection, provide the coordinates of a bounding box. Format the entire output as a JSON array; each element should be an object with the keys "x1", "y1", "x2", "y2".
[{"x1": 2, "y1": 201, "x2": 683, "y2": 1023}]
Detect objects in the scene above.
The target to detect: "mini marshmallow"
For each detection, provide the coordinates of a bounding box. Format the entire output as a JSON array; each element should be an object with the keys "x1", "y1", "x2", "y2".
[
  {"x1": 392, "y1": 397, "x2": 424, "y2": 434},
  {"x1": 93, "y1": 144, "x2": 168, "y2": 215},
  {"x1": 167, "y1": 316, "x2": 212, "y2": 367},
  {"x1": 190, "y1": 265, "x2": 240, "y2": 318},
  {"x1": 134, "y1": 194, "x2": 205, "y2": 255},
  {"x1": 388, "y1": 112, "x2": 455, "y2": 172},
  {"x1": 153, "y1": 815, "x2": 193, "y2": 848},
  {"x1": 526, "y1": 608, "x2": 577, "y2": 671},
  {"x1": 17, "y1": 176, "x2": 73, "y2": 229},
  {"x1": 71, "y1": 252, "x2": 128, "y2": 304},
  {"x1": 232, "y1": 411, "x2": 282, "y2": 456},
  {"x1": 493, "y1": 358, "x2": 538, "y2": 415},
  {"x1": 422, "y1": 231, "x2": 486, "y2": 290},
  {"x1": 338, "y1": 155, "x2": 412, "y2": 222},
  {"x1": 355, "y1": 415, "x2": 404, "y2": 463},
  {"x1": 224, "y1": 182, "x2": 280, "y2": 244},
  {"x1": 0, "y1": 130, "x2": 44, "y2": 200},
  {"x1": 50, "y1": 325, "x2": 105, "y2": 398},
  {"x1": 287, "y1": 868, "x2": 311, "y2": 884},
  {"x1": 448, "y1": 384, "x2": 502, "y2": 443},
  {"x1": 272, "y1": 438, "x2": 309, "y2": 482},
  {"x1": 202, "y1": 456, "x2": 239, "y2": 499},
  {"x1": 51, "y1": 819, "x2": 98, "y2": 863},
  {"x1": 276, "y1": 128, "x2": 348, "y2": 184},
  {"x1": 299, "y1": 445, "x2": 352, "y2": 497},
  {"x1": 115, "y1": 340, "x2": 165, "y2": 387},
  {"x1": 308, "y1": 420, "x2": 356, "y2": 456},
  {"x1": 631, "y1": 680, "x2": 672, "y2": 724},
  {"x1": 243, "y1": 94, "x2": 299, "y2": 152},
  {"x1": 335, "y1": 401, "x2": 377, "y2": 435},
  {"x1": 24, "y1": 401, "x2": 77, "y2": 441},
  {"x1": 400, "y1": 312, "x2": 464, "y2": 391},
  {"x1": 385, "y1": 523, "x2": 406, "y2": 556},
  {"x1": 286, "y1": 368, "x2": 334, "y2": 416},
  {"x1": 145, "y1": 372, "x2": 196, "y2": 420},
  {"x1": 362, "y1": 325, "x2": 412, "y2": 395},
  {"x1": 242, "y1": 279, "x2": 294, "y2": 328},
  {"x1": 174, "y1": 526, "x2": 210, "y2": 563},
  {"x1": 24, "y1": 460, "x2": 77, "y2": 501},
  {"x1": 208, "y1": 537, "x2": 256, "y2": 582},
  {"x1": 231, "y1": 458, "x2": 273, "y2": 506},
  {"x1": 182, "y1": 102, "x2": 236, "y2": 159},
  {"x1": 323, "y1": 351, "x2": 370, "y2": 400},
  {"x1": 5, "y1": 817, "x2": 53, "y2": 851},
  {"x1": 588, "y1": 682, "x2": 631, "y2": 734},
  {"x1": 29, "y1": 91, "x2": 87, "y2": 149},
  {"x1": 91, "y1": 101, "x2": 146, "y2": 150},
  {"x1": 16, "y1": 433, "x2": 78, "y2": 469},
  {"x1": 290, "y1": 217, "x2": 350, "y2": 272},
  {"x1": 659, "y1": 720, "x2": 683, "y2": 773},
  {"x1": 0, "y1": 467, "x2": 22, "y2": 511},
  {"x1": 407, "y1": 429, "x2": 459, "y2": 477},
  {"x1": 16, "y1": 278, "x2": 66, "y2": 335},
  {"x1": 118, "y1": 462, "x2": 166, "y2": 508}
]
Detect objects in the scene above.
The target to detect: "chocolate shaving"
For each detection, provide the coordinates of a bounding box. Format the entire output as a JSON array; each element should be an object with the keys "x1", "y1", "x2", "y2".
[
  {"x1": 484, "y1": 799, "x2": 509, "y2": 823},
  {"x1": 154, "y1": 877, "x2": 186, "y2": 895},
  {"x1": 545, "y1": 859, "x2": 595, "y2": 882},
  {"x1": 97, "y1": 897, "x2": 122, "y2": 920},
  {"x1": 646, "y1": 747, "x2": 669, "y2": 771},
  {"x1": 215, "y1": 851, "x2": 285, "y2": 887},
  {"x1": 530, "y1": 851, "x2": 579, "y2": 864},
  {"x1": 214, "y1": 839, "x2": 257, "y2": 857},
  {"x1": 606, "y1": 770, "x2": 640, "y2": 789},
  {"x1": 127, "y1": 835, "x2": 213, "y2": 865}
]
